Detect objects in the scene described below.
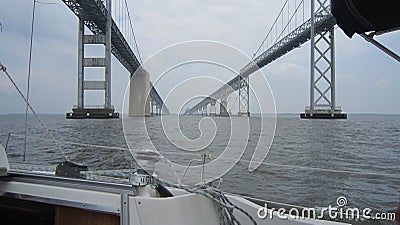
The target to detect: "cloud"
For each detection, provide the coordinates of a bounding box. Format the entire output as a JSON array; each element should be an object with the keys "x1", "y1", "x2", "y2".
[{"x1": 374, "y1": 77, "x2": 389, "y2": 87}]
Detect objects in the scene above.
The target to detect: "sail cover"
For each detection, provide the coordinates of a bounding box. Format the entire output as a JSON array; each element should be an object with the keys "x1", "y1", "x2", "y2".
[{"x1": 331, "y1": 0, "x2": 400, "y2": 38}]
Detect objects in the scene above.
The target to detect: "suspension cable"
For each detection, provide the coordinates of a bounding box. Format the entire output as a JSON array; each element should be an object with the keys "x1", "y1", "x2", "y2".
[
  {"x1": 252, "y1": 0, "x2": 288, "y2": 59},
  {"x1": 273, "y1": 0, "x2": 305, "y2": 47},
  {"x1": 251, "y1": 0, "x2": 305, "y2": 60},
  {"x1": 123, "y1": 0, "x2": 143, "y2": 64}
]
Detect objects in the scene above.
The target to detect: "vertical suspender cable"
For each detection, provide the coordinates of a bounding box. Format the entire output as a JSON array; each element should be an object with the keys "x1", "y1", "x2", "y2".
[
  {"x1": 295, "y1": 0, "x2": 297, "y2": 27},
  {"x1": 124, "y1": 0, "x2": 143, "y2": 64},
  {"x1": 119, "y1": 0, "x2": 121, "y2": 33},
  {"x1": 288, "y1": 0, "x2": 290, "y2": 35},
  {"x1": 23, "y1": 0, "x2": 37, "y2": 162},
  {"x1": 303, "y1": 0, "x2": 305, "y2": 23}
]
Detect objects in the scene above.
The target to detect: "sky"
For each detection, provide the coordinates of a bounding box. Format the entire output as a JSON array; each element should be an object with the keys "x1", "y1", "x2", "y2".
[{"x1": 0, "y1": 0, "x2": 399, "y2": 114}]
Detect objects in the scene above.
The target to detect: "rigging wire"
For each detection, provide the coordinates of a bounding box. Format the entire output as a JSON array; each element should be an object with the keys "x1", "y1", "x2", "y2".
[
  {"x1": 23, "y1": 0, "x2": 37, "y2": 162},
  {"x1": 23, "y1": 0, "x2": 58, "y2": 162}
]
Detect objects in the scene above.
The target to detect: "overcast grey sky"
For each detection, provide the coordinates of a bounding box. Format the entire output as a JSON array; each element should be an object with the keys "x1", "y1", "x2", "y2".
[{"x1": 0, "y1": 0, "x2": 399, "y2": 114}]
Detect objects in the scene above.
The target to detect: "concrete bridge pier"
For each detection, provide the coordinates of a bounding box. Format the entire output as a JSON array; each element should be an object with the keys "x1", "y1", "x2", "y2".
[
  {"x1": 156, "y1": 105, "x2": 161, "y2": 115},
  {"x1": 210, "y1": 102, "x2": 216, "y2": 116},
  {"x1": 129, "y1": 70, "x2": 151, "y2": 117},
  {"x1": 219, "y1": 96, "x2": 229, "y2": 116},
  {"x1": 151, "y1": 101, "x2": 161, "y2": 116}
]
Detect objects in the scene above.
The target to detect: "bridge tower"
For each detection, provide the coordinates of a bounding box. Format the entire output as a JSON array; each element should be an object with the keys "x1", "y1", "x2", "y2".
[
  {"x1": 301, "y1": 0, "x2": 347, "y2": 119},
  {"x1": 67, "y1": 0, "x2": 118, "y2": 119},
  {"x1": 219, "y1": 96, "x2": 229, "y2": 116},
  {"x1": 238, "y1": 76, "x2": 250, "y2": 116}
]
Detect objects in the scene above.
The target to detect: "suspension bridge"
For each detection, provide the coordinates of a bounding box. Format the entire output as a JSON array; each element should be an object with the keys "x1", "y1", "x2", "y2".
[
  {"x1": 184, "y1": 0, "x2": 346, "y2": 119},
  {"x1": 60, "y1": 0, "x2": 398, "y2": 119},
  {"x1": 63, "y1": 0, "x2": 169, "y2": 118}
]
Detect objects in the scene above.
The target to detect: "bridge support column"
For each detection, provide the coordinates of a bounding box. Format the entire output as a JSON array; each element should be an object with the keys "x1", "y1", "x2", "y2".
[
  {"x1": 210, "y1": 102, "x2": 216, "y2": 116},
  {"x1": 219, "y1": 96, "x2": 229, "y2": 116},
  {"x1": 157, "y1": 105, "x2": 161, "y2": 115},
  {"x1": 301, "y1": 0, "x2": 346, "y2": 119},
  {"x1": 238, "y1": 76, "x2": 250, "y2": 117},
  {"x1": 129, "y1": 70, "x2": 151, "y2": 117},
  {"x1": 150, "y1": 99, "x2": 161, "y2": 116},
  {"x1": 66, "y1": 0, "x2": 118, "y2": 119},
  {"x1": 77, "y1": 18, "x2": 84, "y2": 109},
  {"x1": 104, "y1": 0, "x2": 112, "y2": 109}
]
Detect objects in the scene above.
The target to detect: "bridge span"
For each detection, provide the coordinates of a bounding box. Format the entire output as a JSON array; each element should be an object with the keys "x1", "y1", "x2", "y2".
[
  {"x1": 63, "y1": 0, "x2": 168, "y2": 118},
  {"x1": 184, "y1": 0, "x2": 347, "y2": 119}
]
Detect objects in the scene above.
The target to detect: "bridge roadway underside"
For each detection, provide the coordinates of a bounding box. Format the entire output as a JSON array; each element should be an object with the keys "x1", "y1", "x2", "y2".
[{"x1": 185, "y1": 14, "x2": 338, "y2": 117}]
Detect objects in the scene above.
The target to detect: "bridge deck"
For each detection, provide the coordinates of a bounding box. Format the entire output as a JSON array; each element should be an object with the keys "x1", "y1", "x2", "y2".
[{"x1": 185, "y1": 13, "x2": 336, "y2": 115}]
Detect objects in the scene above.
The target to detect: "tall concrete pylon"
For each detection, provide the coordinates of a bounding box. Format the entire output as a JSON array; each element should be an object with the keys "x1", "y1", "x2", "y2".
[
  {"x1": 220, "y1": 96, "x2": 228, "y2": 115},
  {"x1": 129, "y1": 69, "x2": 151, "y2": 117}
]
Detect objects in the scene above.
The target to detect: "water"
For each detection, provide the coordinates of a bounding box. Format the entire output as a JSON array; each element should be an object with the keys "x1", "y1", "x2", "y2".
[{"x1": 1, "y1": 114, "x2": 399, "y2": 225}]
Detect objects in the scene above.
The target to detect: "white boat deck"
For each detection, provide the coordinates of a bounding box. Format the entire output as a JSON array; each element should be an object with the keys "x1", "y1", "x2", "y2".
[{"x1": 0, "y1": 166, "x2": 350, "y2": 225}]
